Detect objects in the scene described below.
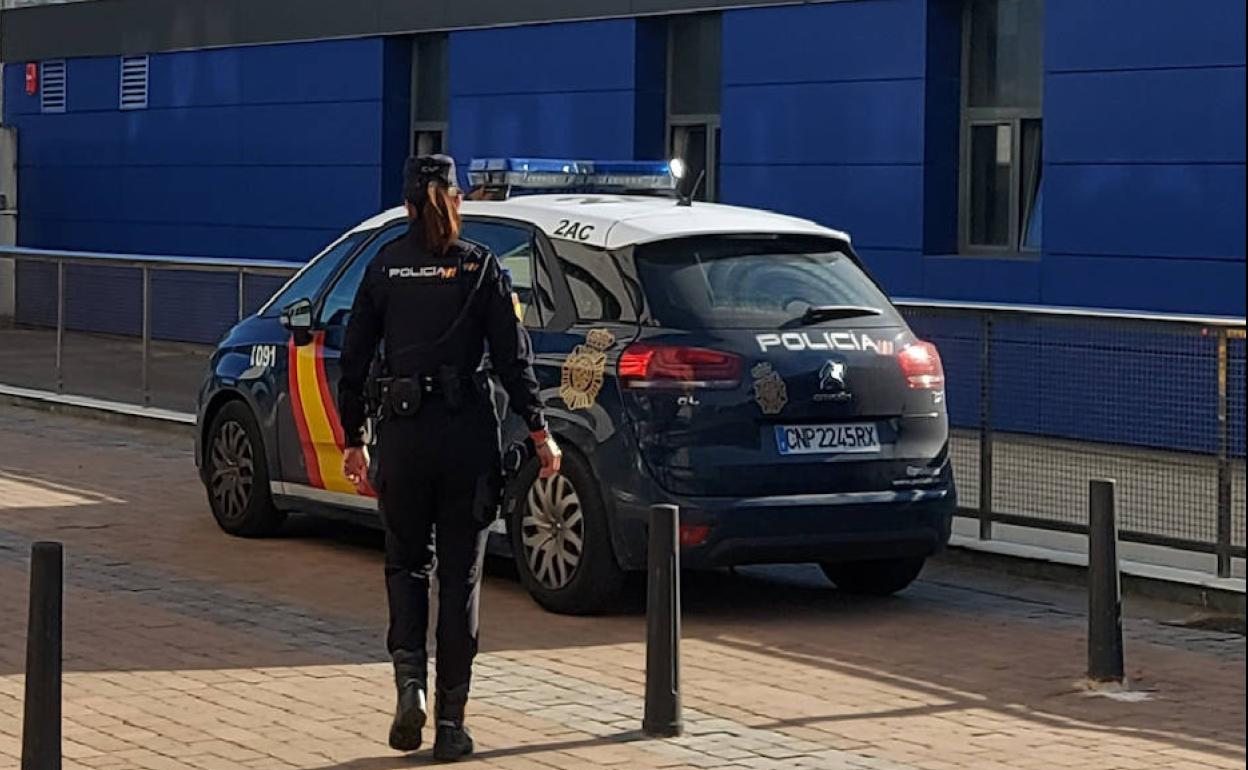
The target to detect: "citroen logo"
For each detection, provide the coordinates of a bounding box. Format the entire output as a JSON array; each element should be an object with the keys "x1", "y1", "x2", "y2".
[{"x1": 816, "y1": 359, "x2": 852, "y2": 402}]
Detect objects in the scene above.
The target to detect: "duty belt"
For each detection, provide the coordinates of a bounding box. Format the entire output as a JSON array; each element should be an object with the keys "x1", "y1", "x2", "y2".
[{"x1": 377, "y1": 368, "x2": 482, "y2": 416}]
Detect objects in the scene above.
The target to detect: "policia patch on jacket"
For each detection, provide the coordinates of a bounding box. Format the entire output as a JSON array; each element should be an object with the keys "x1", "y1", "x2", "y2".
[{"x1": 560, "y1": 329, "x2": 615, "y2": 410}]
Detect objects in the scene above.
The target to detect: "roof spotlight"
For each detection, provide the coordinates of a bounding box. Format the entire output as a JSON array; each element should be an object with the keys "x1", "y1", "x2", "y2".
[{"x1": 669, "y1": 157, "x2": 687, "y2": 181}]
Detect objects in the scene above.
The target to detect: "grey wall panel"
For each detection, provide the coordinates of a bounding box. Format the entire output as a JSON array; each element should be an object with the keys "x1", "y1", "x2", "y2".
[{"x1": 2, "y1": 0, "x2": 815, "y2": 61}]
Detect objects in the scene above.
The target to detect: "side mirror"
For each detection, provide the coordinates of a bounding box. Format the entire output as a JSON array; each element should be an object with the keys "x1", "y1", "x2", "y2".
[{"x1": 280, "y1": 298, "x2": 314, "y2": 345}]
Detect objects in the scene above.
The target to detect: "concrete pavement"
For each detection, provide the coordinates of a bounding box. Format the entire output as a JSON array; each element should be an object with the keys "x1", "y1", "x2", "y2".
[{"x1": 0, "y1": 404, "x2": 1244, "y2": 769}]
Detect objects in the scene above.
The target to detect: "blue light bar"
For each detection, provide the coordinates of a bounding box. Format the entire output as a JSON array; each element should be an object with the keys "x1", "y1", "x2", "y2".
[{"x1": 467, "y1": 158, "x2": 676, "y2": 198}]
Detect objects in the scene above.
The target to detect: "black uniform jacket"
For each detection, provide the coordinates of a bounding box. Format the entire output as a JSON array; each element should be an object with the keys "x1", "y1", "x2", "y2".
[{"x1": 337, "y1": 224, "x2": 547, "y2": 447}]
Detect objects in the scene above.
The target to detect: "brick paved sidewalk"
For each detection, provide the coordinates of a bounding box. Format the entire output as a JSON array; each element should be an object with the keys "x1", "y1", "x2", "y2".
[{"x1": 0, "y1": 404, "x2": 1244, "y2": 770}]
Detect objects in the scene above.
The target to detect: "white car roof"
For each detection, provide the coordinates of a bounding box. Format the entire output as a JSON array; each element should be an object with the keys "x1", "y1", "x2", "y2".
[{"x1": 349, "y1": 195, "x2": 850, "y2": 250}]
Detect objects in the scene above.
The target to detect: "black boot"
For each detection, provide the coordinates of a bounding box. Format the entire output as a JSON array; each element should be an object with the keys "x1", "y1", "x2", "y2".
[
  {"x1": 388, "y1": 652, "x2": 428, "y2": 752},
  {"x1": 432, "y1": 684, "x2": 474, "y2": 762}
]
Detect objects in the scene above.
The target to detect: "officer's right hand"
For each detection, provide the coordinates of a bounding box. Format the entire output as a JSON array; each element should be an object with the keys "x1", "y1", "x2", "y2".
[
  {"x1": 343, "y1": 446, "x2": 370, "y2": 493},
  {"x1": 533, "y1": 431, "x2": 562, "y2": 479}
]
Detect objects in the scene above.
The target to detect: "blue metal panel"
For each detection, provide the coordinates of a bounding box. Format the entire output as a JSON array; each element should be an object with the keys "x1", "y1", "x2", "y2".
[
  {"x1": 236, "y1": 166, "x2": 381, "y2": 231},
  {"x1": 119, "y1": 106, "x2": 243, "y2": 166},
  {"x1": 1047, "y1": 0, "x2": 1245, "y2": 72},
  {"x1": 13, "y1": 112, "x2": 125, "y2": 166},
  {"x1": 450, "y1": 92, "x2": 639, "y2": 161},
  {"x1": 923, "y1": 0, "x2": 962, "y2": 255},
  {"x1": 151, "y1": 41, "x2": 386, "y2": 108},
  {"x1": 3, "y1": 62, "x2": 40, "y2": 117},
  {"x1": 65, "y1": 56, "x2": 119, "y2": 113},
  {"x1": 449, "y1": 20, "x2": 639, "y2": 96},
  {"x1": 722, "y1": 0, "x2": 927, "y2": 85},
  {"x1": 149, "y1": 48, "x2": 244, "y2": 109},
  {"x1": 380, "y1": 37, "x2": 413, "y2": 207},
  {"x1": 20, "y1": 165, "x2": 125, "y2": 223},
  {"x1": 236, "y1": 224, "x2": 343, "y2": 262},
  {"x1": 1044, "y1": 164, "x2": 1246, "y2": 260},
  {"x1": 920, "y1": 257, "x2": 1043, "y2": 304},
  {"x1": 116, "y1": 165, "x2": 380, "y2": 230},
  {"x1": 720, "y1": 163, "x2": 924, "y2": 252},
  {"x1": 121, "y1": 222, "x2": 241, "y2": 258},
  {"x1": 242, "y1": 102, "x2": 384, "y2": 166},
  {"x1": 1047, "y1": 67, "x2": 1246, "y2": 163},
  {"x1": 118, "y1": 166, "x2": 239, "y2": 226},
  {"x1": 722, "y1": 79, "x2": 926, "y2": 164},
  {"x1": 633, "y1": 17, "x2": 667, "y2": 160},
  {"x1": 240, "y1": 39, "x2": 385, "y2": 104},
  {"x1": 1042, "y1": 255, "x2": 1246, "y2": 316},
  {"x1": 855, "y1": 248, "x2": 924, "y2": 297}
]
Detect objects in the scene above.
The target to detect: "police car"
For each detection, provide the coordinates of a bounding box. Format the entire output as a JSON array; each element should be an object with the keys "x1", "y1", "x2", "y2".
[{"x1": 195, "y1": 158, "x2": 956, "y2": 614}]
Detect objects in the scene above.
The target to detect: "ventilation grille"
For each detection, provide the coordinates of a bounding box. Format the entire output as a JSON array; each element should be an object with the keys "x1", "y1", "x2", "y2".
[
  {"x1": 120, "y1": 55, "x2": 149, "y2": 110},
  {"x1": 40, "y1": 60, "x2": 66, "y2": 113}
]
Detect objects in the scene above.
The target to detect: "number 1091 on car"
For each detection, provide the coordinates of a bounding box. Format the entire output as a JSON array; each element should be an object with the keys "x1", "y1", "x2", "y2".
[{"x1": 776, "y1": 423, "x2": 882, "y2": 455}]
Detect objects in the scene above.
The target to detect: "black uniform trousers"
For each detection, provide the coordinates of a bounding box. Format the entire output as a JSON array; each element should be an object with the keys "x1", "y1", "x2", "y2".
[{"x1": 375, "y1": 395, "x2": 499, "y2": 692}]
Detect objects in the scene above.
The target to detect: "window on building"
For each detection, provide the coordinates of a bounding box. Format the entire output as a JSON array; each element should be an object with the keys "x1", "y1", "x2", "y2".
[
  {"x1": 667, "y1": 14, "x2": 721, "y2": 202},
  {"x1": 960, "y1": 0, "x2": 1043, "y2": 254},
  {"x1": 412, "y1": 34, "x2": 449, "y2": 157}
]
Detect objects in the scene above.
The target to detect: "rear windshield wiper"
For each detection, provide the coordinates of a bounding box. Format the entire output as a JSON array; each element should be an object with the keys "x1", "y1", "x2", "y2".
[{"x1": 782, "y1": 305, "x2": 883, "y2": 328}]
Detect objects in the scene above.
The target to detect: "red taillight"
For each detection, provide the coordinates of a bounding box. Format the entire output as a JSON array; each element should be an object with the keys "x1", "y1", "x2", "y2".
[
  {"x1": 898, "y1": 341, "x2": 945, "y2": 389},
  {"x1": 679, "y1": 523, "x2": 712, "y2": 547},
  {"x1": 25, "y1": 63, "x2": 38, "y2": 96},
  {"x1": 619, "y1": 343, "x2": 742, "y2": 388}
]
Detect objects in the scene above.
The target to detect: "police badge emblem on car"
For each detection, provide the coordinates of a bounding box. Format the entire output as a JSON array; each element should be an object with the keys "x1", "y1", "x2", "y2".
[
  {"x1": 751, "y1": 362, "x2": 788, "y2": 415},
  {"x1": 560, "y1": 329, "x2": 615, "y2": 410}
]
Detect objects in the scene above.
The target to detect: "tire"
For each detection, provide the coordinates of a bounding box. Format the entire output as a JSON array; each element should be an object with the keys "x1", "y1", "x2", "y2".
[
  {"x1": 204, "y1": 400, "x2": 286, "y2": 537},
  {"x1": 820, "y1": 556, "x2": 926, "y2": 596},
  {"x1": 509, "y1": 448, "x2": 625, "y2": 615}
]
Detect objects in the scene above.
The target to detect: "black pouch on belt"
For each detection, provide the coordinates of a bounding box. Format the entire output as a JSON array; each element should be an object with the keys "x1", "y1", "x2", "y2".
[{"x1": 386, "y1": 377, "x2": 422, "y2": 417}]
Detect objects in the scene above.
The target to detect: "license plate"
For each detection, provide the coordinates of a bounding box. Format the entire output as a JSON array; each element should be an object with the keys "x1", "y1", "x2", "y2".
[{"x1": 775, "y1": 423, "x2": 881, "y2": 455}]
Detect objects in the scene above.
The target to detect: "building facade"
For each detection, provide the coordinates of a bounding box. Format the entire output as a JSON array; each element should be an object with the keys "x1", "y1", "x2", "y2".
[{"x1": 2, "y1": 0, "x2": 1244, "y2": 316}]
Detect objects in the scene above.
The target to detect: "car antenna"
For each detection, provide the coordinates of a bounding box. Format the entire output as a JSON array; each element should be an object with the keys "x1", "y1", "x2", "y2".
[{"x1": 677, "y1": 169, "x2": 706, "y2": 207}]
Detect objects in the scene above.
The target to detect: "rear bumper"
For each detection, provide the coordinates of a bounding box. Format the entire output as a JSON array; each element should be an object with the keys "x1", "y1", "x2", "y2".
[{"x1": 608, "y1": 486, "x2": 955, "y2": 570}]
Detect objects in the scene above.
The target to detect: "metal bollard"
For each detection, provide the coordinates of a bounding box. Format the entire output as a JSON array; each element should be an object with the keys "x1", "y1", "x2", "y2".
[
  {"x1": 1087, "y1": 479, "x2": 1125, "y2": 684},
  {"x1": 643, "y1": 504, "x2": 682, "y2": 738},
  {"x1": 22, "y1": 541, "x2": 63, "y2": 770}
]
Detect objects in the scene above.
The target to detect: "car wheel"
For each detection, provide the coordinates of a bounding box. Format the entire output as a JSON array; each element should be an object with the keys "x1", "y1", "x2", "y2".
[
  {"x1": 204, "y1": 401, "x2": 286, "y2": 537},
  {"x1": 820, "y1": 556, "x2": 926, "y2": 596},
  {"x1": 510, "y1": 448, "x2": 624, "y2": 615}
]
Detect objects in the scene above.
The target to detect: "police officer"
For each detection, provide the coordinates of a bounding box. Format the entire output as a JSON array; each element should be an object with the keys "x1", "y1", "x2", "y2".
[{"x1": 337, "y1": 154, "x2": 561, "y2": 760}]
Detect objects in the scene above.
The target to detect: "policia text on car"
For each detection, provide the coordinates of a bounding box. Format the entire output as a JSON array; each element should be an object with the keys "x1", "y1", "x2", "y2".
[{"x1": 336, "y1": 155, "x2": 561, "y2": 760}]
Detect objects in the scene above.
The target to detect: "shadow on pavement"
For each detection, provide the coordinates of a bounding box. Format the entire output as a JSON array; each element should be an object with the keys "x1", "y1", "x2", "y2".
[{"x1": 299, "y1": 730, "x2": 643, "y2": 770}]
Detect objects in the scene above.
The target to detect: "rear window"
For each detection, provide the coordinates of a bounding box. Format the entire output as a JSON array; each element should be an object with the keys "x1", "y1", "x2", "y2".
[{"x1": 633, "y1": 235, "x2": 897, "y2": 329}]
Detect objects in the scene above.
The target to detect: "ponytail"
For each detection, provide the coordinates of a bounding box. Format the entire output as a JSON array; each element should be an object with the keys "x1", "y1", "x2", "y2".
[{"x1": 417, "y1": 182, "x2": 462, "y2": 255}]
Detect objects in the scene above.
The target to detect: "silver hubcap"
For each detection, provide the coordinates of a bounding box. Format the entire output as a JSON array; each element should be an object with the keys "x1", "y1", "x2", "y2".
[
  {"x1": 209, "y1": 420, "x2": 254, "y2": 521},
  {"x1": 520, "y1": 474, "x2": 585, "y2": 590}
]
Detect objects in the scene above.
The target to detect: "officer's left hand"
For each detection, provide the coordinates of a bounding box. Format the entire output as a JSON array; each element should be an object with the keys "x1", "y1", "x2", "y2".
[
  {"x1": 343, "y1": 446, "x2": 370, "y2": 493},
  {"x1": 533, "y1": 431, "x2": 562, "y2": 479}
]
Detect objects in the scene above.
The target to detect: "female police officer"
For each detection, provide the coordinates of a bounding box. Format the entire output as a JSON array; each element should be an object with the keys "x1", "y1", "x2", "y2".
[{"x1": 336, "y1": 154, "x2": 560, "y2": 760}]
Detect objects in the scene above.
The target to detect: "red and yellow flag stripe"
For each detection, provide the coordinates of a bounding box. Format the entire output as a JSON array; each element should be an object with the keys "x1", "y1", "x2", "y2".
[{"x1": 288, "y1": 333, "x2": 375, "y2": 497}]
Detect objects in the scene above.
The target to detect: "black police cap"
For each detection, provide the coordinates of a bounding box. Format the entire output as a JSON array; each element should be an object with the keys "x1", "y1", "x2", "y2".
[{"x1": 404, "y1": 154, "x2": 457, "y2": 202}]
